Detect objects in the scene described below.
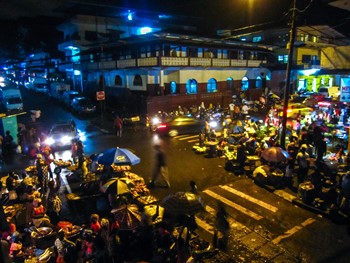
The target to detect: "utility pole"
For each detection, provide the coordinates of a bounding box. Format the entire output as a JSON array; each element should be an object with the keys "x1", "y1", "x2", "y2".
[{"x1": 280, "y1": 0, "x2": 297, "y2": 149}]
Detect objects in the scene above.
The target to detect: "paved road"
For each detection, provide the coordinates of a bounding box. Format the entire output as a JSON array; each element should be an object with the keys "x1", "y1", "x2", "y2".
[{"x1": 3, "y1": 88, "x2": 350, "y2": 262}]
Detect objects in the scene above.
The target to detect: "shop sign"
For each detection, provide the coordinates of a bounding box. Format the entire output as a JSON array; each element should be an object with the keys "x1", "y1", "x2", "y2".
[{"x1": 340, "y1": 78, "x2": 350, "y2": 102}]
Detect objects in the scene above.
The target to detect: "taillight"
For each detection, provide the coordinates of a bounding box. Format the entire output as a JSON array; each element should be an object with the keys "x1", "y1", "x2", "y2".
[{"x1": 158, "y1": 124, "x2": 168, "y2": 129}]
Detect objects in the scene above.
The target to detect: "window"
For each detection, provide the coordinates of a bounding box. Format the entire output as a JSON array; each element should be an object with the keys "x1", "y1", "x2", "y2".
[
  {"x1": 302, "y1": 55, "x2": 311, "y2": 63},
  {"x1": 227, "y1": 77, "x2": 233, "y2": 90},
  {"x1": 297, "y1": 79, "x2": 306, "y2": 92},
  {"x1": 171, "y1": 49, "x2": 177, "y2": 57},
  {"x1": 170, "y1": 81, "x2": 177, "y2": 94},
  {"x1": 207, "y1": 78, "x2": 217, "y2": 93},
  {"x1": 256, "y1": 76, "x2": 262, "y2": 89},
  {"x1": 241, "y1": 77, "x2": 249, "y2": 91},
  {"x1": 252, "y1": 36, "x2": 262, "y2": 42},
  {"x1": 186, "y1": 79, "x2": 197, "y2": 94},
  {"x1": 133, "y1": 75, "x2": 142, "y2": 86},
  {"x1": 114, "y1": 75, "x2": 122, "y2": 86}
]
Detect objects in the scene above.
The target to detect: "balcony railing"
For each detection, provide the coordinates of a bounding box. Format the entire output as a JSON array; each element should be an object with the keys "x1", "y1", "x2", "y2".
[{"x1": 84, "y1": 56, "x2": 266, "y2": 70}]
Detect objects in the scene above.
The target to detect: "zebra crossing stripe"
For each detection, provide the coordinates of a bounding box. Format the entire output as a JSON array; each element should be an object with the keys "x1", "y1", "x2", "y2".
[
  {"x1": 195, "y1": 216, "x2": 215, "y2": 235},
  {"x1": 271, "y1": 218, "x2": 316, "y2": 244},
  {"x1": 203, "y1": 189, "x2": 263, "y2": 220},
  {"x1": 220, "y1": 185, "x2": 278, "y2": 213}
]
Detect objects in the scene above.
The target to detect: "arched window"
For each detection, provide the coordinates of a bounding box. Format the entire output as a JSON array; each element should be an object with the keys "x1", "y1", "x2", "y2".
[
  {"x1": 133, "y1": 74, "x2": 142, "y2": 86},
  {"x1": 255, "y1": 76, "x2": 262, "y2": 89},
  {"x1": 170, "y1": 81, "x2": 177, "y2": 94},
  {"x1": 207, "y1": 78, "x2": 217, "y2": 93},
  {"x1": 186, "y1": 79, "x2": 197, "y2": 94},
  {"x1": 171, "y1": 49, "x2": 177, "y2": 57},
  {"x1": 114, "y1": 75, "x2": 122, "y2": 86},
  {"x1": 241, "y1": 77, "x2": 249, "y2": 91},
  {"x1": 227, "y1": 77, "x2": 233, "y2": 90}
]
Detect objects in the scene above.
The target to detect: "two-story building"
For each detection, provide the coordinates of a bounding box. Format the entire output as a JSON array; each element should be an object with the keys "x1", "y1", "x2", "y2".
[{"x1": 56, "y1": 13, "x2": 276, "y2": 115}]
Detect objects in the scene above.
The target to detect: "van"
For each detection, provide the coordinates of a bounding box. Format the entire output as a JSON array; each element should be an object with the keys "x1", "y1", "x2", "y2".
[
  {"x1": 61, "y1": 91, "x2": 80, "y2": 107},
  {"x1": 3, "y1": 88, "x2": 23, "y2": 111}
]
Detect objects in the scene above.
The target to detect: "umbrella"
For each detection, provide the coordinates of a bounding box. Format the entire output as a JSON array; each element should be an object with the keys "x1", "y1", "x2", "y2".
[
  {"x1": 100, "y1": 177, "x2": 133, "y2": 195},
  {"x1": 261, "y1": 146, "x2": 289, "y2": 163},
  {"x1": 95, "y1": 147, "x2": 141, "y2": 166},
  {"x1": 111, "y1": 204, "x2": 141, "y2": 231},
  {"x1": 162, "y1": 192, "x2": 205, "y2": 215}
]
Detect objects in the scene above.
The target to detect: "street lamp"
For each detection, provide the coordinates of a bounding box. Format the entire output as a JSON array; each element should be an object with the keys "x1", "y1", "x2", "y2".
[{"x1": 280, "y1": 0, "x2": 297, "y2": 149}]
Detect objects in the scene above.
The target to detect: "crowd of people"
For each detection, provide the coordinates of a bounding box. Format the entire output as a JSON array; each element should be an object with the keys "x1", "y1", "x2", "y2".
[
  {"x1": 192, "y1": 94, "x2": 350, "y2": 225},
  {"x1": 2, "y1": 89, "x2": 350, "y2": 262},
  {"x1": 1, "y1": 135, "x2": 219, "y2": 263}
]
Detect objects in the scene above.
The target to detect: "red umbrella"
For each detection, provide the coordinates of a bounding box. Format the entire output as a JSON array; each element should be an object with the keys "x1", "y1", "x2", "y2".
[
  {"x1": 162, "y1": 192, "x2": 205, "y2": 215},
  {"x1": 261, "y1": 146, "x2": 289, "y2": 163},
  {"x1": 111, "y1": 204, "x2": 141, "y2": 231}
]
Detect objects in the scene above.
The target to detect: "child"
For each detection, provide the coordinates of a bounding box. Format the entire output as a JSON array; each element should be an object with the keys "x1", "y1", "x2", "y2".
[{"x1": 90, "y1": 214, "x2": 101, "y2": 234}]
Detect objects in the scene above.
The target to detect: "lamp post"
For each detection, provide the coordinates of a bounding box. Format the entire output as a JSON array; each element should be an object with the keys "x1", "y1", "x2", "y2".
[{"x1": 280, "y1": 0, "x2": 297, "y2": 149}]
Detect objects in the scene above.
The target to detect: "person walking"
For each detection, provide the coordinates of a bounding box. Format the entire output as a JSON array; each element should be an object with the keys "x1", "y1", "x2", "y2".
[
  {"x1": 213, "y1": 202, "x2": 230, "y2": 251},
  {"x1": 296, "y1": 145, "x2": 310, "y2": 186},
  {"x1": 76, "y1": 140, "x2": 85, "y2": 169},
  {"x1": 3, "y1": 130, "x2": 14, "y2": 163},
  {"x1": 113, "y1": 115, "x2": 123, "y2": 137},
  {"x1": 148, "y1": 144, "x2": 170, "y2": 188}
]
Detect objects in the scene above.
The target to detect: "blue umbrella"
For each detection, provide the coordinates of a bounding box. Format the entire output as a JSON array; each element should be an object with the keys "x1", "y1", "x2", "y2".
[{"x1": 95, "y1": 147, "x2": 141, "y2": 166}]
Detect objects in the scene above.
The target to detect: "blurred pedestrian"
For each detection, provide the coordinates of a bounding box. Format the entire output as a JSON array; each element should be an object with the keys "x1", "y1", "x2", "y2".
[
  {"x1": 3, "y1": 130, "x2": 14, "y2": 163},
  {"x1": 76, "y1": 140, "x2": 85, "y2": 169},
  {"x1": 46, "y1": 176, "x2": 62, "y2": 225},
  {"x1": 296, "y1": 145, "x2": 310, "y2": 185},
  {"x1": 113, "y1": 115, "x2": 123, "y2": 137},
  {"x1": 148, "y1": 144, "x2": 170, "y2": 188},
  {"x1": 213, "y1": 202, "x2": 229, "y2": 251},
  {"x1": 41, "y1": 145, "x2": 56, "y2": 179}
]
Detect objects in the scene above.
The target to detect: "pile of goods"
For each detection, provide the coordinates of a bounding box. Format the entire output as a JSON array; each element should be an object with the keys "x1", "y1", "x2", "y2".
[
  {"x1": 131, "y1": 184, "x2": 151, "y2": 197},
  {"x1": 111, "y1": 164, "x2": 131, "y2": 172},
  {"x1": 192, "y1": 144, "x2": 207, "y2": 154}
]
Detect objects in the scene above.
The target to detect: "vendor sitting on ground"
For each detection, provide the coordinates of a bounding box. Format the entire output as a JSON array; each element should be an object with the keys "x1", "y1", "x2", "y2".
[{"x1": 31, "y1": 198, "x2": 55, "y2": 228}]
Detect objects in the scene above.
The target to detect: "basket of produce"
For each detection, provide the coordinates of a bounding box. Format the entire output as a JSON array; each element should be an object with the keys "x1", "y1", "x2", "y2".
[{"x1": 30, "y1": 227, "x2": 56, "y2": 249}]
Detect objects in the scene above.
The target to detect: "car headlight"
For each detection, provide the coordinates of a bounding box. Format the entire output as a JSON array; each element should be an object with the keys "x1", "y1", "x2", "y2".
[
  {"x1": 60, "y1": 136, "x2": 72, "y2": 144},
  {"x1": 152, "y1": 117, "x2": 160, "y2": 125},
  {"x1": 45, "y1": 137, "x2": 55, "y2": 145}
]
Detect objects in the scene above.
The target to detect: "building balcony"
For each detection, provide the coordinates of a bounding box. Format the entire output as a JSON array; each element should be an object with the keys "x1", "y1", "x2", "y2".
[{"x1": 83, "y1": 56, "x2": 267, "y2": 70}]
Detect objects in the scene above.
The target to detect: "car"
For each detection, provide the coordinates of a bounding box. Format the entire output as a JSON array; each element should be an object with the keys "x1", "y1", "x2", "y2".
[
  {"x1": 156, "y1": 116, "x2": 205, "y2": 137},
  {"x1": 44, "y1": 120, "x2": 78, "y2": 148},
  {"x1": 289, "y1": 95, "x2": 316, "y2": 108},
  {"x1": 286, "y1": 103, "x2": 313, "y2": 118},
  {"x1": 34, "y1": 83, "x2": 49, "y2": 94},
  {"x1": 71, "y1": 97, "x2": 96, "y2": 115},
  {"x1": 61, "y1": 91, "x2": 80, "y2": 107}
]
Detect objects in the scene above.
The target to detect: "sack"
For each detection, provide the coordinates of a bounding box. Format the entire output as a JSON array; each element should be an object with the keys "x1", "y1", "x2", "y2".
[{"x1": 51, "y1": 195, "x2": 62, "y2": 213}]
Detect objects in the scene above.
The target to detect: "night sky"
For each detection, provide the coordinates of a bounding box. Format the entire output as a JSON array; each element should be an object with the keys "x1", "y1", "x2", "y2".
[{"x1": 0, "y1": 0, "x2": 349, "y2": 60}]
